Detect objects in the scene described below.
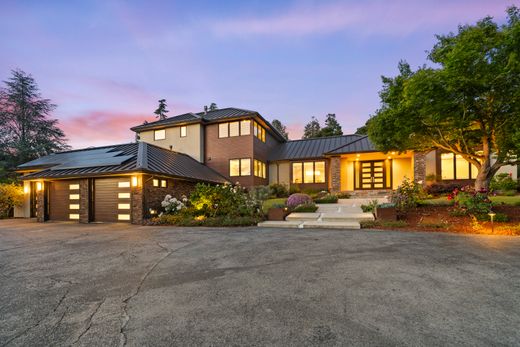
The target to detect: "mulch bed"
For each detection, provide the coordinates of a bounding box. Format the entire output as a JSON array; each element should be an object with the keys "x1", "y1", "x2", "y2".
[{"x1": 371, "y1": 205, "x2": 520, "y2": 236}]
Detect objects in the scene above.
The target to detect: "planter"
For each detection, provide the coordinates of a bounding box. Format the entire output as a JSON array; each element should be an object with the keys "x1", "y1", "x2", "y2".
[
  {"x1": 268, "y1": 207, "x2": 289, "y2": 221},
  {"x1": 375, "y1": 206, "x2": 397, "y2": 221}
]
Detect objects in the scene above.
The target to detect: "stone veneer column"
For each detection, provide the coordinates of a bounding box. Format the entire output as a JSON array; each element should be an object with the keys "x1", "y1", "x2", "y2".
[
  {"x1": 36, "y1": 185, "x2": 45, "y2": 222},
  {"x1": 131, "y1": 175, "x2": 144, "y2": 225},
  {"x1": 79, "y1": 179, "x2": 90, "y2": 223},
  {"x1": 330, "y1": 156, "x2": 341, "y2": 193},
  {"x1": 413, "y1": 152, "x2": 427, "y2": 185}
]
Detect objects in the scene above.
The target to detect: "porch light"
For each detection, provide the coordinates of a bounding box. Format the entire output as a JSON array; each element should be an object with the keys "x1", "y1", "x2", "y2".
[
  {"x1": 387, "y1": 156, "x2": 392, "y2": 159},
  {"x1": 391, "y1": 151, "x2": 396, "y2": 155},
  {"x1": 131, "y1": 176, "x2": 138, "y2": 187},
  {"x1": 24, "y1": 185, "x2": 29, "y2": 194},
  {"x1": 356, "y1": 154, "x2": 360, "y2": 157},
  {"x1": 36, "y1": 182, "x2": 43, "y2": 191}
]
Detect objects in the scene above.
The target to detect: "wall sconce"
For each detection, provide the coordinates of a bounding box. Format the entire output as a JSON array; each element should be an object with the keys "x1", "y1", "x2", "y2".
[
  {"x1": 131, "y1": 176, "x2": 138, "y2": 187},
  {"x1": 36, "y1": 182, "x2": 43, "y2": 191},
  {"x1": 24, "y1": 185, "x2": 30, "y2": 194}
]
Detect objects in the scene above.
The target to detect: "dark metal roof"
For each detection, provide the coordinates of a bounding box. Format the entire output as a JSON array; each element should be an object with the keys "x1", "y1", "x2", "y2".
[
  {"x1": 325, "y1": 136, "x2": 376, "y2": 154},
  {"x1": 20, "y1": 142, "x2": 229, "y2": 184},
  {"x1": 269, "y1": 135, "x2": 364, "y2": 161},
  {"x1": 130, "y1": 107, "x2": 287, "y2": 142}
]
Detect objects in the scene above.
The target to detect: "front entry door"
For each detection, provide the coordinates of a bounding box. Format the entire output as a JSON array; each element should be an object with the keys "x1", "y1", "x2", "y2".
[{"x1": 359, "y1": 160, "x2": 386, "y2": 189}]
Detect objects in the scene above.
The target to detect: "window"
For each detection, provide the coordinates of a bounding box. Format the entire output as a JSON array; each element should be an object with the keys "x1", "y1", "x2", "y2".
[
  {"x1": 241, "y1": 120, "x2": 251, "y2": 135},
  {"x1": 254, "y1": 160, "x2": 267, "y2": 178},
  {"x1": 69, "y1": 214, "x2": 80, "y2": 220},
  {"x1": 230, "y1": 158, "x2": 251, "y2": 177},
  {"x1": 118, "y1": 214, "x2": 131, "y2": 221},
  {"x1": 161, "y1": 180, "x2": 167, "y2": 188},
  {"x1": 153, "y1": 179, "x2": 159, "y2": 187},
  {"x1": 118, "y1": 181, "x2": 131, "y2": 188},
  {"x1": 69, "y1": 194, "x2": 80, "y2": 200},
  {"x1": 219, "y1": 123, "x2": 229, "y2": 138},
  {"x1": 253, "y1": 121, "x2": 266, "y2": 142},
  {"x1": 441, "y1": 153, "x2": 478, "y2": 180},
  {"x1": 154, "y1": 129, "x2": 166, "y2": 140},
  {"x1": 180, "y1": 126, "x2": 187, "y2": 137},
  {"x1": 69, "y1": 184, "x2": 79, "y2": 190},
  {"x1": 118, "y1": 192, "x2": 131, "y2": 199},
  {"x1": 69, "y1": 204, "x2": 80, "y2": 210},
  {"x1": 118, "y1": 203, "x2": 130, "y2": 210},
  {"x1": 292, "y1": 161, "x2": 326, "y2": 184},
  {"x1": 229, "y1": 122, "x2": 240, "y2": 137}
]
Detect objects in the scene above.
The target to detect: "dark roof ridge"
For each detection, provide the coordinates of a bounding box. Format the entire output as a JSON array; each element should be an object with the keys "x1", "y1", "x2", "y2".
[
  {"x1": 325, "y1": 135, "x2": 368, "y2": 154},
  {"x1": 38, "y1": 142, "x2": 136, "y2": 156},
  {"x1": 286, "y1": 134, "x2": 361, "y2": 143}
]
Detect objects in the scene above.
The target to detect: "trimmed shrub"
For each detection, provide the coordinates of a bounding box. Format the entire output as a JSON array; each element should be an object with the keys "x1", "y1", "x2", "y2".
[
  {"x1": 149, "y1": 214, "x2": 261, "y2": 226},
  {"x1": 292, "y1": 203, "x2": 318, "y2": 213},
  {"x1": 425, "y1": 182, "x2": 464, "y2": 195},
  {"x1": 361, "y1": 200, "x2": 379, "y2": 213},
  {"x1": 269, "y1": 183, "x2": 289, "y2": 198},
  {"x1": 490, "y1": 173, "x2": 518, "y2": 193},
  {"x1": 314, "y1": 194, "x2": 338, "y2": 204},
  {"x1": 286, "y1": 193, "x2": 312, "y2": 209}
]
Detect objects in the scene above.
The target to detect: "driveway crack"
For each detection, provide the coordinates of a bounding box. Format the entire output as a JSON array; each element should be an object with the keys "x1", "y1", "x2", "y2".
[
  {"x1": 71, "y1": 298, "x2": 106, "y2": 345},
  {"x1": 118, "y1": 241, "x2": 196, "y2": 347}
]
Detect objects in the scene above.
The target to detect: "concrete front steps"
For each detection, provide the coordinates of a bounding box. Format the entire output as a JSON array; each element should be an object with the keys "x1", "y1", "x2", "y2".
[{"x1": 258, "y1": 202, "x2": 375, "y2": 230}]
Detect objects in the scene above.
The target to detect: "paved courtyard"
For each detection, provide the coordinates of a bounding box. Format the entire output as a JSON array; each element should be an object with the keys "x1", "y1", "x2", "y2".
[{"x1": 1, "y1": 219, "x2": 519, "y2": 346}]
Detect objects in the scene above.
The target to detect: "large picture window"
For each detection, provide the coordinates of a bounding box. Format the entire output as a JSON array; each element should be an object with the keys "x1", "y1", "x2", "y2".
[
  {"x1": 441, "y1": 153, "x2": 478, "y2": 180},
  {"x1": 219, "y1": 120, "x2": 251, "y2": 138},
  {"x1": 230, "y1": 158, "x2": 251, "y2": 177},
  {"x1": 292, "y1": 161, "x2": 325, "y2": 184},
  {"x1": 253, "y1": 121, "x2": 266, "y2": 142},
  {"x1": 154, "y1": 129, "x2": 166, "y2": 140}
]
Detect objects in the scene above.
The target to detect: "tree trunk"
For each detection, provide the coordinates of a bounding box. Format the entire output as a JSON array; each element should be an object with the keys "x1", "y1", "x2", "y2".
[{"x1": 474, "y1": 155, "x2": 498, "y2": 192}]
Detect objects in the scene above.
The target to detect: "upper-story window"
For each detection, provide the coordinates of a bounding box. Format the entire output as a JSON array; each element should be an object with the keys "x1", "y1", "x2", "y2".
[
  {"x1": 154, "y1": 129, "x2": 166, "y2": 140},
  {"x1": 254, "y1": 159, "x2": 266, "y2": 178},
  {"x1": 292, "y1": 161, "x2": 325, "y2": 184},
  {"x1": 219, "y1": 120, "x2": 251, "y2": 138},
  {"x1": 229, "y1": 158, "x2": 251, "y2": 177},
  {"x1": 180, "y1": 126, "x2": 187, "y2": 137},
  {"x1": 253, "y1": 121, "x2": 266, "y2": 142}
]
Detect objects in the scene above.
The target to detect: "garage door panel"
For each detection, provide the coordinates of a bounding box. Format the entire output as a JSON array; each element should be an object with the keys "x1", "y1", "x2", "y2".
[
  {"x1": 95, "y1": 178, "x2": 131, "y2": 223},
  {"x1": 49, "y1": 180, "x2": 80, "y2": 221}
]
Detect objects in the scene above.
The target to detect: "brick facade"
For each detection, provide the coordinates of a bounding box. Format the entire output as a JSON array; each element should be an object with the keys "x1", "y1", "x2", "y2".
[
  {"x1": 143, "y1": 176, "x2": 197, "y2": 219},
  {"x1": 131, "y1": 176, "x2": 144, "y2": 225},
  {"x1": 36, "y1": 186, "x2": 45, "y2": 222},
  {"x1": 330, "y1": 156, "x2": 341, "y2": 193},
  {"x1": 79, "y1": 179, "x2": 89, "y2": 223},
  {"x1": 413, "y1": 152, "x2": 427, "y2": 185}
]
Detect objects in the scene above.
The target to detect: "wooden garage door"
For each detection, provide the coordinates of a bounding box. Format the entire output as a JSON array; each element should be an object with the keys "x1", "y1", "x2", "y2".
[
  {"x1": 49, "y1": 180, "x2": 81, "y2": 221},
  {"x1": 94, "y1": 178, "x2": 131, "y2": 222}
]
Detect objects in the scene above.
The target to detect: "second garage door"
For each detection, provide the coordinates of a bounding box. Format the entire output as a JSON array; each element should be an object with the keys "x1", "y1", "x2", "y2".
[
  {"x1": 94, "y1": 177, "x2": 132, "y2": 223},
  {"x1": 49, "y1": 180, "x2": 81, "y2": 221}
]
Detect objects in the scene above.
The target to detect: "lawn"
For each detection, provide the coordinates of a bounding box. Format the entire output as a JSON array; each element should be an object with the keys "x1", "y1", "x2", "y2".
[
  {"x1": 419, "y1": 195, "x2": 520, "y2": 206},
  {"x1": 262, "y1": 198, "x2": 287, "y2": 213}
]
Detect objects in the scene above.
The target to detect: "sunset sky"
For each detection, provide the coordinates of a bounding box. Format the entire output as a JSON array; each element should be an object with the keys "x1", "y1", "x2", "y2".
[{"x1": 1, "y1": 0, "x2": 516, "y2": 148}]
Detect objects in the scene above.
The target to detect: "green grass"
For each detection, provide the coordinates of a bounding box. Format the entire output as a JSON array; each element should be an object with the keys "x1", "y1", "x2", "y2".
[
  {"x1": 418, "y1": 197, "x2": 454, "y2": 206},
  {"x1": 419, "y1": 195, "x2": 520, "y2": 206},
  {"x1": 262, "y1": 198, "x2": 287, "y2": 213},
  {"x1": 490, "y1": 195, "x2": 520, "y2": 205}
]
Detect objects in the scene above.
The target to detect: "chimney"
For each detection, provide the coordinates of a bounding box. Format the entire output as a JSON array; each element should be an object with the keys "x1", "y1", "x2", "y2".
[{"x1": 204, "y1": 105, "x2": 208, "y2": 114}]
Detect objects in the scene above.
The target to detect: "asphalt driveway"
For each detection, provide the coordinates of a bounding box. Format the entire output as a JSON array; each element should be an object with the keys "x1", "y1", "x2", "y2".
[{"x1": 1, "y1": 219, "x2": 519, "y2": 346}]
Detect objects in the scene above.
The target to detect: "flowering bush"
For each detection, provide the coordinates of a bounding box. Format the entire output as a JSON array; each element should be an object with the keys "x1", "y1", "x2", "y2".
[
  {"x1": 391, "y1": 178, "x2": 425, "y2": 213},
  {"x1": 189, "y1": 183, "x2": 262, "y2": 218},
  {"x1": 286, "y1": 193, "x2": 312, "y2": 209},
  {"x1": 161, "y1": 194, "x2": 187, "y2": 215},
  {"x1": 0, "y1": 183, "x2": 24, "y2": 218},
  {"x1": 448, "y1": 185, "x2": 491, "y2": 217}
]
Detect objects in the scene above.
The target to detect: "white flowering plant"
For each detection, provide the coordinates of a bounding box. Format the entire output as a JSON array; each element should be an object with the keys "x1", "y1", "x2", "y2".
[{"x1": 161, "y1": 194, "x2": 188, "y2": 215}]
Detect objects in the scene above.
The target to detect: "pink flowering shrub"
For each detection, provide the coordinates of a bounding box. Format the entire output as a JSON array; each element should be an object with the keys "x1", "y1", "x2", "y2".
[{"x1": 286, "y1": 193, "x2": 313, "y2": 208}]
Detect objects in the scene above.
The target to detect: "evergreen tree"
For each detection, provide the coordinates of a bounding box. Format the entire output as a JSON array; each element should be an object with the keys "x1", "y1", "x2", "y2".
[
  {"x1": 271, "y1": 119, "x2": 289, "y2": 140},
  {"x1": 154, "y1": 99, "x2": 169, "y2": 120},
  {"x1": 320, "y1": 113, "x2": 343, "y2": 137},
  {"x1": 209, "y1": 102, "x2": 218, "y2": 111},
  {"x1": 302, "y1": 117, "x2": 321, "y2": 139},
  {"x1": 0, "y1": 69, "x2": 69, "y2": 181}
]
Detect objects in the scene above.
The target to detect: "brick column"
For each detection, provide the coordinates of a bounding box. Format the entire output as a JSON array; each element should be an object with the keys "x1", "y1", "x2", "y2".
[
  {"x1": 330, "y1": 156, "x2": 341, "y2": 193},
  {"x1": 413, "y1": 152, "x2": 426, "y2": 185},
  {"x1": 79, "y1": 179, "x2": 90, "y2": 223},
  {"x1": 36, "y1": 185, "x2": 45, "y2": 222},
  {"x1": 131, "y1": 175, "x2": 144, "y2": 225}
]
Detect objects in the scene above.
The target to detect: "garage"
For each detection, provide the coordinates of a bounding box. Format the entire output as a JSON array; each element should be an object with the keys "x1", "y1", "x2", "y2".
[
  {"x1": 94, "y1": 177, "x2": 132, "y2": 223},
  {"x1": 49, "y1": 180, "x2": 81, "y2": 221}
]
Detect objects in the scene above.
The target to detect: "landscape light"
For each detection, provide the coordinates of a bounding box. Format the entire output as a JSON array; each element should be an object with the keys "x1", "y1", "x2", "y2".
[{"x1": 488, "y1": 212, "x2": 496, "y2": 233}]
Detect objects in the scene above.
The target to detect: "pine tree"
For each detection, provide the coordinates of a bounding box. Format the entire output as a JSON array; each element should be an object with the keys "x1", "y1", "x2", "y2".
[
  {"x1": 320, "y1": 113, "x2": 343, "y2": 137},
  {"x1": 271, "y1": 119, "x2": 289, "y2": 140},
  {"x1": 302, "y1": 117, "x2": 321, "y2": 139},
  {"x1": 154, "y1": 99, "x2": 169, "y2": 120},
  {"x1": 209, "y1": 102, "x2": 218, "y2": 111},
  {"x1": 0, "y1": 69, "x2": 69, "y2": 181}
]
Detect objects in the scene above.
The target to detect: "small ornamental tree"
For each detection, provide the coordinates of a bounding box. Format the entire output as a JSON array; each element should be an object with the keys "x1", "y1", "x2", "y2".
[{"x1": 368, "y1": 6, "x2": 520, "y2": 191}]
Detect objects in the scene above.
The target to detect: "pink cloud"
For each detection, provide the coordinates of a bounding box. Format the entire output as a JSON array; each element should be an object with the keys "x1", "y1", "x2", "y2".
[
  {"x1": 59, "y1": 111, "x2": 156, "y2": 149},
  {"x1": 212, "y1": 1, "x2": 512, "y2": 38}
]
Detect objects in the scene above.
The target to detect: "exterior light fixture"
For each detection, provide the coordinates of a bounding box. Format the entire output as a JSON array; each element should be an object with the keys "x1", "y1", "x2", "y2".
[
  {"x1": 24, "y1": 185, "x2": 29, "y2": 194},
  {"x1": 36, "y1": 182, "x2": 43, "y2": 191},
  {"x1": 391, "y1": 151, "x2": 396, "y2": 155},
  {"x1": 387, "y1": 156, "x2": 392, "y2": 159},
  {"x1": 131, "y1": 176, "x2": 138, "y2": 187},
  {"x1": 356, "y1": 154, "x2": 360, "y2": 157},
  {"x1": 488, "y1": 212, "x2": 496, "y2": 233}
]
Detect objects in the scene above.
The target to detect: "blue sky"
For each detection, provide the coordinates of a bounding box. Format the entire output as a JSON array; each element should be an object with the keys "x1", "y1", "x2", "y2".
[{"x1": 1, "y1": 0, "x2": 516, "y2": 148}]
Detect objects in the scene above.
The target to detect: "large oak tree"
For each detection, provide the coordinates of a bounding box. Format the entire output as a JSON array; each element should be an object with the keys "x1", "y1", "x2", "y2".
[{"x1": 368, "y1": 7, "x2": 520, "y2": 190}]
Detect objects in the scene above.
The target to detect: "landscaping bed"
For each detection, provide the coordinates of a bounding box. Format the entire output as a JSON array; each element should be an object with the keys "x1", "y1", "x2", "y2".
[{"x1": 363, "y1": 205, "x2": 520, "y2": 236}]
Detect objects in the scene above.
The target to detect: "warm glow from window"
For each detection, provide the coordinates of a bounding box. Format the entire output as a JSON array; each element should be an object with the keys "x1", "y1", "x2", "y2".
[
  {"x1": 69, "y1": 204, "x2": 80, "y2": 210},
  {"x1": 230, "y1": 159, "x2": 240, "y2": 176},
  {"x1": 455, "y1": 155, "x2": 470, "y2": 179},
  {"x1": 154, "y1": 129, "x2": 166, "y2": 140},
  {"x1": 240, "y1": 158, "x2": 251, "y2": 176},
  {"x1": 118, "y1": 203, "x2": 130, "y2": 210},
  {"x1": 315, "y1": 161, "x2": 325, "y2": 183},
  {"x1": 292, "y1": 161, "x2": 325, "y2": 184},
  {"x1": 241, "y1": 120, "x2": 251, "y2": 135},
  {"x1": 230, "y1": 158, "x2": 251, "y2": 176},
  {"x1": 118, "y1": 214, "x2": 131, "y2": 221},
  {"x1": 304, "y1": 162, "x2": 314, "y2": 183},
  {"x1": 118, "y1": 193, "x2": 131, "y2": 199},
  {"x1": 153, "y1": 179, "x2": 159, "y2": 187},
  {"x1": 69, "y1": 194, "x2": 80, "y2": 200},
  {"x1": 161, "y1": 180, "x2": 167, "y2": 188},
  {"x1": 229, "y1": 122, "x2": 240, "y2": 137},
  {"x1": 292, "y1": 163, "x2": 303, "y2": 183},
  {"x1": 441, "y1": 153, "x2": 454, "y2": 180},
  {"x1": 254, "y1": 160, "x2": 266, "y2": 178},
  {"x1": 118, "y1": 181, "x2": 131, "y2": 188},
  {"x1": 69, "y1": 214, "x2": 80, "y2": 220},
  {"x1": 69, "y1": 184, "x2": 79, "y2": 190},
  {"x1": 180, "y1": 126, "x2": 187, "y2": 137},
  {"x1": 219, "y1": 123, "x2": 228, "y2": 138}
]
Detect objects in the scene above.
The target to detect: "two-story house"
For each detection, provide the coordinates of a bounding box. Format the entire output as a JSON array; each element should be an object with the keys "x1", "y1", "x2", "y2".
[{"x1": 16, "y1": 107, "x2": 518, "y2": 224}]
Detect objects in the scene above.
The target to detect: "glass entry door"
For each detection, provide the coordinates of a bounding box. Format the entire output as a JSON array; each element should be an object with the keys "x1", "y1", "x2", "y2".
[{"x1": 359, "y1": 160, "x2": 386, "y2": 189}]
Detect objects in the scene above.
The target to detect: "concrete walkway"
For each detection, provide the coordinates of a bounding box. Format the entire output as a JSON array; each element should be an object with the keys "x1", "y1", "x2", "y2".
[{"x1": 258, "y1": 198, "x2": 388, "y2": 229}]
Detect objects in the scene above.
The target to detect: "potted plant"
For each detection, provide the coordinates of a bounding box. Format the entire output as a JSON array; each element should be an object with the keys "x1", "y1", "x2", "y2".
[
  {"x1": 268, "y1": 203, "x2": 289, "y2": 221},
  {"x1": 375, "y1": 203, "x2": 397, "y2": 221}
]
